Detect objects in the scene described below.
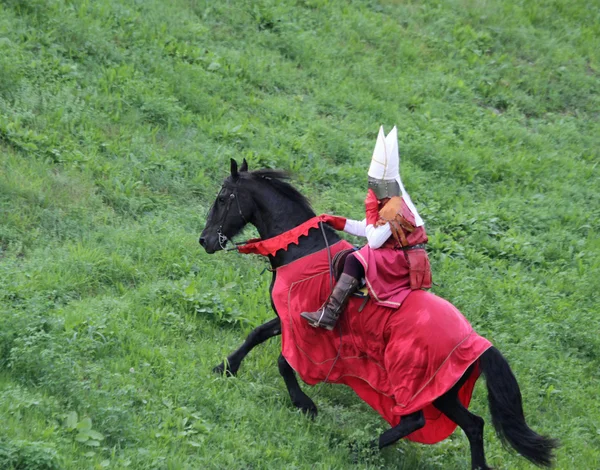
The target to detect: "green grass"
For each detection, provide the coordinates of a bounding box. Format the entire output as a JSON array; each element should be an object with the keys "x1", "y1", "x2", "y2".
[{"x1": 0, "y1": 0, "x2": 599, "y2": 468}]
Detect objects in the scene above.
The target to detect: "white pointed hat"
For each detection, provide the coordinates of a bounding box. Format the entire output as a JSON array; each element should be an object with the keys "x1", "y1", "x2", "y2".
[{"x1": 368, "y1": 126, "x2": 424, "y2": 227}]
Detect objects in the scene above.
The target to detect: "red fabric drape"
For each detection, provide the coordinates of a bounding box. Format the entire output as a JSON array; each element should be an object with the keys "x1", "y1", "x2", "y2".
[
  {"x1": 271, "y1": 241, "x2": 492, "y2": 444},
  {"x1": 237, "y1": 218, "x2": 492, "y2": 444}
]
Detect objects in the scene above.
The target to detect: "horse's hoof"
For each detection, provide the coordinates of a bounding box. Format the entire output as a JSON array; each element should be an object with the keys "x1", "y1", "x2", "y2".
[
  {"x1": 302, "y1": 404, "x2": 318, "y2": 419},
  {"x1": 294, "y1": 398, "x2": 317, "y2": 419},
  {"x1": 213, "y1": 361, "x2": 237, "y2": 377}
]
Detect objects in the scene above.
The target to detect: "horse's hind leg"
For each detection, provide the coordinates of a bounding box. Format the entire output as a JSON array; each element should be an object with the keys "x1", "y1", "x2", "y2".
[
  {"x1": 433, "y1": 387, "x2": 489, "y2": 470},
  {"x1": 213, "y1": 317, "x2": 281, "y2": 376},
  {"x1": 278, "y1": 354, "x2": 317, "y2": 418},
  {"x1": 378, "y1": 410, "x2": 425, "y2": 449}
]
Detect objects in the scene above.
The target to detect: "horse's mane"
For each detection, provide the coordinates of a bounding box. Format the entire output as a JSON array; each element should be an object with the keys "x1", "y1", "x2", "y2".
[{"x1": 244, "y1": 169, "x2": 315, "y2": 215}]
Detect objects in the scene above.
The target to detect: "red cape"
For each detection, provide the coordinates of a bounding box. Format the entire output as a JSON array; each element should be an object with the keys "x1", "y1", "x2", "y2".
[{"x1": 272, "y1": 240, "x2": 492, "y2": 444}]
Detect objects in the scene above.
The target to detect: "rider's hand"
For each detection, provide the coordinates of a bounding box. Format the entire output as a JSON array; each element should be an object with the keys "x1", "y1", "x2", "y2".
[
  {"x1": 321, "y1": 214, "x2": 347, "y2": 231},
  {"x1": 365, "y1": 189, "x2": 379, "y2": 225}
]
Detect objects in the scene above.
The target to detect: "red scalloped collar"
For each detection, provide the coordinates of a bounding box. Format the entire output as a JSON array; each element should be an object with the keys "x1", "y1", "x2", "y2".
[{"x1": 237, "y1": 215, "x2": 328, "y2": 257}]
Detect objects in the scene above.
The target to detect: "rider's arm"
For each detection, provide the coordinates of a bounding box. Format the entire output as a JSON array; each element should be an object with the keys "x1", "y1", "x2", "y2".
[
  {"x1": 343, "y1": 218, "x2": 367, "y2": 236},
  {"x1": 365, "y1": 223, "x2": 392, "y2": 249},
  {"x1": 344, "y1": 218, "x2": 392, "y2": 249}
]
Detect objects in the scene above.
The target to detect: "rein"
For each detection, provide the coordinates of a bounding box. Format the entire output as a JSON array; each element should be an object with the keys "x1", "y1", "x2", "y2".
[
  {"x1": 319, "y1": 221, "x2": 334, "y2": 291},
  {"x1": 317, "y1": 220, "x2": 342, "y2": 387}
]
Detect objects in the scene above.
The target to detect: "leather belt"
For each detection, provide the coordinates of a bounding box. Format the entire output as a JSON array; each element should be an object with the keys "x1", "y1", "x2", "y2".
[{"x1": 398, "y1": 243, "x2": 426, "y2": 251}]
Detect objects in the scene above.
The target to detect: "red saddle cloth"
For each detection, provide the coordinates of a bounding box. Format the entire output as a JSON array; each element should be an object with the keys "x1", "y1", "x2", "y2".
[{"x1": 273, "y1": 240, "x2": 492, "y2": 444}]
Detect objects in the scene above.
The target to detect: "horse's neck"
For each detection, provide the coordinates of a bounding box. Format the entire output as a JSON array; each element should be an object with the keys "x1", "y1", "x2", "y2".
[{"x1": 251, "y1": 187, "x2": 340, "y2": 269}]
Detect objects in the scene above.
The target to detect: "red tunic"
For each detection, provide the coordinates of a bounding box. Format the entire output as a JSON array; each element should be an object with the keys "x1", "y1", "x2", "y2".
[{"x1": 356, "y1": 198, "x2": 432, "y2": 308}]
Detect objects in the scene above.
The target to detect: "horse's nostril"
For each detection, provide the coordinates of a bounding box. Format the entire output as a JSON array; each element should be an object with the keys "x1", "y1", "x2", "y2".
[{"x1": 199, "y1": 236, "x2": 206, "y2": 247}]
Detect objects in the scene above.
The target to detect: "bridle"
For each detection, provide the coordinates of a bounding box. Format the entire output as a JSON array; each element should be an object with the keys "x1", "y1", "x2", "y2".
[{"x1": 214, "y1": 185, "x2": 249, "y2": 251}]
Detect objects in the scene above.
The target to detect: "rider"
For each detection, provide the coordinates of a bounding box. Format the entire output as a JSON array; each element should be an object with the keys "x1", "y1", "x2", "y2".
[{"x1": 301, "y1": 126, "x2": 432, "y2": 330}]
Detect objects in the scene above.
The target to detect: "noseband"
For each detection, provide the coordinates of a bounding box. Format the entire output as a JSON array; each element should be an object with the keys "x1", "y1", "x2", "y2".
[{"x1": 215, "y1": 185, "x2": 248, "y2": 250}]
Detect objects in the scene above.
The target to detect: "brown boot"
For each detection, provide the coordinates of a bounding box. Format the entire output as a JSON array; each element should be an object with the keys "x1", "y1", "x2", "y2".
[{"x1": 300, "y1": 273, "x2": 359, "y2": 330}]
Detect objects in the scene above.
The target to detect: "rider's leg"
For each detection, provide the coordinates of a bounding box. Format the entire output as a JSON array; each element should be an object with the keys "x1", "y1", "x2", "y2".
[
  {"x1": 300, "y1": 253, "x2": 363, "y2": 330},
  {"x1": 342, "y1": 252, "x2": 364, "y2": 279}
]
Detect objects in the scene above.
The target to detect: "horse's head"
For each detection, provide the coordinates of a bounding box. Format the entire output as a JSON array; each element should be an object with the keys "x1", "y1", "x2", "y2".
[{"x1": 199, "y1": 158, "x2": 254, "y2": 254}]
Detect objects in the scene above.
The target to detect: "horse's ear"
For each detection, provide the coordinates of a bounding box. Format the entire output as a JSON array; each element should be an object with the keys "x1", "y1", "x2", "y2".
[
  {"x1": 230, "y1": 158, "x2": 239, "y2": 179},
  {"x1": 240, "y1": 158, "x2": 248, "y2": 172}
]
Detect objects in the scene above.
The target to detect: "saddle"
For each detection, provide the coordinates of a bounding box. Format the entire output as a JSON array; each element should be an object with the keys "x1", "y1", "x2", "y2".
[{"x1": 332, "y1": 248, "x2": 369, "y2": 298}]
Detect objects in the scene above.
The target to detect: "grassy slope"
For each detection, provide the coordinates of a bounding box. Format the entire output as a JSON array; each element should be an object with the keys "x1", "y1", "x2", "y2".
[{"x1": 0, "y1": 0, "x2": 599, "y2": 468}]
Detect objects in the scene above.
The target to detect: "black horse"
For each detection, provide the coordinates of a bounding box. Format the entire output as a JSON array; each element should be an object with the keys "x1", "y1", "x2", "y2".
[{"x1": 199, "y1": 159, "x2": 558, "y2": 470}]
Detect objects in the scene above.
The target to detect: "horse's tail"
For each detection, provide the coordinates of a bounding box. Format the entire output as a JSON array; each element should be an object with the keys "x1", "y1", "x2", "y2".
[{"x1": 480, "y1": 347, "x2": 559, "y2": 467}]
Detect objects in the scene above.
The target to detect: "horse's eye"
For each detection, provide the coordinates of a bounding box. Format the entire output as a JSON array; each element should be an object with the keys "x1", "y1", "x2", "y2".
[{"x1": 218, "y1": 196, "x2": 225, "y2": 203}]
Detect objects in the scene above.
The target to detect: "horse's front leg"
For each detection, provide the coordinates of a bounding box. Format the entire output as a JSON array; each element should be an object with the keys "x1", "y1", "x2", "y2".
[
  {"x1": 378, "y1": 411, "x2": 425, "y2": 448},
  {"x1": 277, "y1": 354, "x2": 318, "y2": 418},
  {"x1": 213, "y1": 317, "x2": 281, "y2": 376}
]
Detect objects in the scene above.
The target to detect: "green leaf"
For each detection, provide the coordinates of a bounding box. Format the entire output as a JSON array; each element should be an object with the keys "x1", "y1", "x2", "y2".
[
  {"x1": 65, "y1": 411, "x2": 78, "y2": 430},
  {"x1": 21, "y1": 142, "x2": 38, "y2": 151},
  {"x1": 75, "y1": 434, "x2": 89, "y2": 443},
  {"x1": 193, "y1": 421, "x2": 214, "y2": 433},
  {"x1": 101, "y1": 460, "x2": 110, "y2": 467},
  {"x1": 77, "y1": 417, "x2": 92, "y2": 431},
  {"x1": 87, "y1": 430, "x2": 105, "y2": 441},
  {"x1": 85, "y1": 440, "x2": 100, "y2": 447},
  {"x1": 184, "y1": 284, "x2": 196, "y2": 296}
]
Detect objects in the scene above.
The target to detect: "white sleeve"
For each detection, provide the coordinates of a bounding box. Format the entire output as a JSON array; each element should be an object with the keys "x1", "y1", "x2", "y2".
[
  {"x1": 365, "y1": 223, "x2": 392, "y2": 249},
  {"x1": 343, "y1": 218, "x2": 367, "y2": 237}
]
